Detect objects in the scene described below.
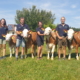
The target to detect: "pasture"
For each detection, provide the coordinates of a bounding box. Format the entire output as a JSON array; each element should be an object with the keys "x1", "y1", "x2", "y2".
[{"x1": 0, "y1": 43, "x2": 80, "y2": 80}]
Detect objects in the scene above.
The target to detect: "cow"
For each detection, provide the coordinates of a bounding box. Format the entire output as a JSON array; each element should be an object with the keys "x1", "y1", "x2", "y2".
[
  {"x1": 6, "y1": 29, "x2": 29, "y2": 58},
  {"x1": 6, "y1": 33, "x2": 16, "y2": 57},
  {"x1": 67, "y1": 29, "x2": 80, "y2": 60},
  {"x1": 25, "y1": 31, "x2": 37, "y2": 58},
  {"x1": 44, "y1": 27, "x2": 57, "y2": 60}
]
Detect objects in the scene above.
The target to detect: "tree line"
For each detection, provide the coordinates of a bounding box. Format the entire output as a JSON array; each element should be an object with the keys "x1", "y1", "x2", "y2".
[{"x1": 15, "y1": 5, "x2": 80, "y2": 31}]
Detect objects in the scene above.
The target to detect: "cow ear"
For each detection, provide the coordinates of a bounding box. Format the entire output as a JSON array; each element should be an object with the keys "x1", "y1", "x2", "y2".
[
  {"x1": 75, "y1": 31, "x2": 78, "y2": 34},
  {"x1": 28, "y1": 30, "x2": 32, "y2": 34},
  {"x1": 41, "y1": 28, "x2": 45, "y2": 31},
  {"x1": 52, "y1": 29, "x2": 55, "y2": 31},
  {"x1": 63, "y1": 30, "x2": 68, "y2": 33}
]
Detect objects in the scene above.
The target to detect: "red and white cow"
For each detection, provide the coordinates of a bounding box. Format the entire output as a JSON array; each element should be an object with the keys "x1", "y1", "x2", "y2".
[
  {"x1": 6, "y1": 29, "x2": 29, "y2": 58},
  {"x1": 67, "y1": 29, "x2": 80, "y2": 60},
  {"x1": 44, "y1": 27, "x2": 57, "y2": 60}
]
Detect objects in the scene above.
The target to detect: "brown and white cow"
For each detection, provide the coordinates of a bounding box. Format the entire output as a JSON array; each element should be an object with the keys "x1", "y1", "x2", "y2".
[
  {"x1": 6, "y1": 33, "x2": 16, "y2": 57},
  {"x1": 67, "y1": 29, "x2": 80, "y2": 60},
  {"x1": 44, "y1": 27, "x2": 57, "y2": 60},
  {"x1": 6, "y1": 29, "x2": 29, "y2": 58},
  {"x1": 25, "y1": 31, "x2": 37, "y2": 58}
]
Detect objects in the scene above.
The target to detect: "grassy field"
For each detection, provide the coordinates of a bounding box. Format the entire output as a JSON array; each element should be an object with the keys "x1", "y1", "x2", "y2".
[{"x1": 0, "y1": 43, "x2": 80, "y2": 80}]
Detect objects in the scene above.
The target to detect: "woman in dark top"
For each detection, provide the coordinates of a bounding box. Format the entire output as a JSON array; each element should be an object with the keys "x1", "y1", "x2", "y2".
[
  {"x1": 36, "y1": 21, "x2": 45, "y2": 59},
  {"x1": 0, "y1": 18, "x2": 8, "y2": 59}
]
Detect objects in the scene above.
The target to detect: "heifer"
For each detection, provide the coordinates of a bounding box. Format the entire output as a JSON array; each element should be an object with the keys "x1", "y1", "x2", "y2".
[
  {"x1": 6, "y1": 29, "x2": 29, "y2": 58},
  {"x1": 25, "y1": 31, "x2": 37, "y2": 58},
  {"x1": 6, "y1": 33, "x2": 16, "y2": 57},
  {"x1": 67, "y1": 29, "x2": 80, "y2": 60},
  {"x1": 44, "y1": 27, "x2": 57, "y2": 60}
]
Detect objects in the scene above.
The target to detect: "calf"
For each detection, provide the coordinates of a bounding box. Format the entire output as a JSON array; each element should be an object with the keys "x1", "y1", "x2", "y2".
[
  {"x1": 67, "y1": 29, "x2": 80, "y2": 60},
  {"x1": 25, "y1": 31, "x2": 37, "y2": 58},
  {"x1": 6, "y1": 33, "x2": 16, "y2": 57},
  {"x1": 6, "y1": 29, "x2": 29, "y2": 58},
  {"x1": 44, "y1": 27, "x2": 57, "y2": 60}
]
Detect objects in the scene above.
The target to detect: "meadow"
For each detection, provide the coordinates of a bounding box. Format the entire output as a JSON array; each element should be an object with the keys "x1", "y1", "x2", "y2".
[{"x1": 0, "y1": 43, "x2": 80, "y2": 80}]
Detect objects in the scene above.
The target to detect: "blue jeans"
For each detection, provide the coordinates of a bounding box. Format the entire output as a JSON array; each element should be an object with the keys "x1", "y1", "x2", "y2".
[{"x1": 16, "y1": 39, "x2": 25, "y2": 47}]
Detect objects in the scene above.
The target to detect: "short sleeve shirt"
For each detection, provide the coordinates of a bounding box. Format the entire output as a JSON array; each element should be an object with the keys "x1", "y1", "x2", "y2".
[
  {"x1": 0, "y1": 26, "x2": 8, "y2": 39},
  {"x1": 16, "y1": 24, "x2": 30, "y2": 40},
  {"x1": 36, "y1": 27, "x2": 44, "y2": 41},
  {"x1": 56, "y1": 24, "x2": 69, "y2": 37}
]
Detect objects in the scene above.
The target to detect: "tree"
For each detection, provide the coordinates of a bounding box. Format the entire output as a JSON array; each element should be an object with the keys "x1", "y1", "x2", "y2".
[{"x1": 15, "y1": 5, "x2": 56, "y2": 31}]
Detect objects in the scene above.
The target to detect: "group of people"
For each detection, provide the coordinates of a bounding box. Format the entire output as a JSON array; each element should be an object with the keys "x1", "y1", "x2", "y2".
[{"x1": 0, "y1": 17, "x2": 70, "y2": 60}]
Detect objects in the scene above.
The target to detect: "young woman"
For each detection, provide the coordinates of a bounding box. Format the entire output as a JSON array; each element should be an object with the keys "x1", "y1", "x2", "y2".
[
  {"x1": 0, "y1": 18, "x2": 8, "y2": 59},
  {"x1": 36, "y1": 21, "x2": 45, "y2": 60}
]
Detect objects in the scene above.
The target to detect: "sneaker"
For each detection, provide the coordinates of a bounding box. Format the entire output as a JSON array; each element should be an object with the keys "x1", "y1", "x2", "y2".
[
  {"x1": 21, "y1": 55, "x2": 24, "y2": 59},
  {"x1": 3, "y1": 56, "x2": 6, "y2": 59}
]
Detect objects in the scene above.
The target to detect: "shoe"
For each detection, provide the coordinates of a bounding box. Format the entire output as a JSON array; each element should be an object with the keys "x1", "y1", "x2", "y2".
[
  {"x1": 2, "y1": 56, "x2": 6, "y2": 59},
  {"x1": 0, "y1": 57, "x2": 3, "y2": 60},
  {"x1": 21, "y1": 55, "x2": 24, "y2": 59},
  {"x1": 16, "y1": 57, "x2": 18, "y2": 61}
]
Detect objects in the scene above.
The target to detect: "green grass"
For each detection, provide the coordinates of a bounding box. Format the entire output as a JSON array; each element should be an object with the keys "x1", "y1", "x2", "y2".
[{"x1": 0, "y1": 43, "x2": 80, "y2": 80}]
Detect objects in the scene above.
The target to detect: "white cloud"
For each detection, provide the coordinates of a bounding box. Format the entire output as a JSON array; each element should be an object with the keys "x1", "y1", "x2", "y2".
[
  {"x1": 40, "y1": 3, "x2": 50, "y2": 8},
  {"x1": 71, "y1": 5, "x2": 77, "y2": 8},
  {"x1": 74, "y1": 16, "x2": 80, "y2": 19}
]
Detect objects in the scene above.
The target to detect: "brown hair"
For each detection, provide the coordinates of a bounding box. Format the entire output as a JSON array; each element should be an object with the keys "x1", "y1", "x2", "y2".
[
  {"x1": 0, "y1": 18, "x2": 7, "y2": 27},
  {"x1": 38, "y1": 21, "x2": 43, "y2": 24},
  {"x1": 19, "y1": 17, "x2": 25, "y2": 21}
]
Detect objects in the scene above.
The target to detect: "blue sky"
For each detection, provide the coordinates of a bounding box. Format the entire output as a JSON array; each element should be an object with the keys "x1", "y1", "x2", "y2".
[{"x1": 0, "y1": 0, "x2": 80, "y2": 28}]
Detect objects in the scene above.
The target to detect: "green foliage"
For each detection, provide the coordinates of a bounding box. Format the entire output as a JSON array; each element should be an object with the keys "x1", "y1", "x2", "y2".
[
  {"x1": 70, "y1": 27, "x2": 80, "y2": 31},
  {"x1": 44, "y1": 24, "x2": 57, "y2": 29},
  {"x1": 15, "y1": 5, "x2": 56, "y2": 31}
]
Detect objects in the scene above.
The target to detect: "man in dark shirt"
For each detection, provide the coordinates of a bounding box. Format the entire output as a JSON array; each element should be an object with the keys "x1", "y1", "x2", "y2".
[
  {"x1": 16, "y1": 17, "x2": 30, "y2": 60},
  {"x1": 56, "y1": 17, "x2": 69, "y2": 60}
]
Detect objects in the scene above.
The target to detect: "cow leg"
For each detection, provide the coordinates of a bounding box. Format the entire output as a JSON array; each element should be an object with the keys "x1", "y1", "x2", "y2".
[
  {"x1": 10, "y1": 47, "x2": 12, "y2": 58},
  {"x1": 79, "y1": 53, "x2": 80, "y2": 57},
  {"x1": 76, "y1": 47, "x2": 79, "y2": 60},
  {"x1": 31, "y1": 45, "x2": 34, "y2": 58},
  {"x1": 76, "y1": 53, "x2": 79, "y2": 60},
  {"x1": 24, "y1": 44, "x2": 28, "y2": 58},
  {"x1": 47, "y1": 50, "x2": 50, "y2": 59},
  {"x1": 51, "y1": 45, "x2": 55, "y2": 60},
  {"x1": 13, "y1": 46, "x2": 15, "y2": 54},
  {"x1": 47, "y1": 44, "x2": 50, "y2": 59},
  {"x1": 68, "y1": 49, "x2": 71, "y2": 60},
  {"x1": 34, "y1": 45, "x2": 37, "y2": 57}
]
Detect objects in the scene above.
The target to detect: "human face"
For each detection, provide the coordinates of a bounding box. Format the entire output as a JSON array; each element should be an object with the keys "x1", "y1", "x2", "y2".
[
  {"x1": 61, "y1": 17, "x2": 65, "y2": 24},
  {"x1": 20, "y1": 18, "x2": 25, "y2": 25},
  {"x1": 38, "y1": 22, "x2": 42, "y2": 27},
  {"x1": 1, "y1": 19, "x2": 5, "y2": 26}
]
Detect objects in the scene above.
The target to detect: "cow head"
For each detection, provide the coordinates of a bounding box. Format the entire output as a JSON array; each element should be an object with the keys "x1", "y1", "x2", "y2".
[
  {"x1": 6, "y1": 33, "x2": 13, "y2": 41},
  {"x1": 67, "y1": 29, "x2": 74, "y2": 40},
  {"x1": 22, "y1": 29, "x2": 29, "y2": 39},
  {"x1": 44, "y1": 27, "x2": 52, "y2": 36}
]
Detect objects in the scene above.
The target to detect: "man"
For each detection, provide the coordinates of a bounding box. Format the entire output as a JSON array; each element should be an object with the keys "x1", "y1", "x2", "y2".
[
  {"x1": 16, "y1": 17, "x2": 30, "y2": 60},
  {"x1": 56, "y1": 17, "x2": 69, "y2": 60}
]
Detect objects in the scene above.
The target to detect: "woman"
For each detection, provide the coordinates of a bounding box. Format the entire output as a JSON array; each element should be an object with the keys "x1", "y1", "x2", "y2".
[
  {"x1": 0, "y1": 18, "x2": 8, "y2": 59},
  {"x1": 36, "y1": 21, "x2": 45, "y2": 60}
]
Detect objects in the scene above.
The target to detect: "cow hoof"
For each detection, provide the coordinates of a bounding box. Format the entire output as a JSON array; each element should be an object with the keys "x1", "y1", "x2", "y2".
[
  {"x1": 10, "y1": 55, "x2": 12, "y2": 58},
  {"x1": 32, "y1": 56, "x2": 34, "y2": 59},
  {"x1": 68, "y1": 58, "x2": 71, "y2": 60},
  {"x1": 47, "y1": 57, "x2": 50, "y2": 60},
  {"x1": 76, "y1": 57, "x2": 79, "y2": 60},
  {"x1": 51, "y1": 58, "x2": 54, "y2": 60},
  {"x1": 25, "y1": 55, "x2": 27, "y2": 58}
]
